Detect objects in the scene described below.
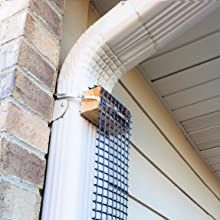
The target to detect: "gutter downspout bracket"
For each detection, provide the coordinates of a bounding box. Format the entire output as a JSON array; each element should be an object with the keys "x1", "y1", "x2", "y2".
[{"x1": 52, "y1": 99, "x2": 69, "y2": 123}]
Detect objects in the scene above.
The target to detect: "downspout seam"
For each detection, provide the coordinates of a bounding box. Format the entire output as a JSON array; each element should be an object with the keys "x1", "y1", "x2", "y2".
[{"x1": 129, "y1": 1, "x2": 159, "y2": 51}]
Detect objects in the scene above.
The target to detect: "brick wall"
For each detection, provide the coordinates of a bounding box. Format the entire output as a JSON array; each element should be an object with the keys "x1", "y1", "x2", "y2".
[{"x1": 0, "y1": 0, "x2": 64, "y2": 219}]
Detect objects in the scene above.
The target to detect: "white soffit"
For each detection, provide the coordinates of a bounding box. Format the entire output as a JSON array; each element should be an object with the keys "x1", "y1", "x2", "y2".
[{"x1": 140, "y1": 6, "x2": 220, "y2": 180}]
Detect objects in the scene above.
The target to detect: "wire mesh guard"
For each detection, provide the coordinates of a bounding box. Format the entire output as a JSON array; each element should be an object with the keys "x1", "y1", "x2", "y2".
[{"x1": 92, "y1": 88, "x2": 132, "y2": 220}]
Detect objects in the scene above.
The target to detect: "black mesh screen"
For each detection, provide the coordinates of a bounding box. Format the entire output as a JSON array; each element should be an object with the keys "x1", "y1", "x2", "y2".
[{"x1": 92, "y1": 88, "x2": 132, "y2": 220}]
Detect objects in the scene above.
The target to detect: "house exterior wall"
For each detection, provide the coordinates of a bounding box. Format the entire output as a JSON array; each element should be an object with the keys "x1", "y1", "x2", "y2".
[
  {"x1": 0, "y1": 0, "x2": 64, "y2": 219},
  {"x1": 59, "y1": 0, "x2": 98, "y2": 65},
  {"x1": 0, "y1": 1, "x2": 220, "y2": 220},
  {"x1": 59, "y1": 0, "x2": 89, "y2": 65},
  {"x1": 113, "y1": 69, "x2": 220, "y2": 219},
  {"x1": 58, "y1": 3, "x2": 220, "y2": 219}
]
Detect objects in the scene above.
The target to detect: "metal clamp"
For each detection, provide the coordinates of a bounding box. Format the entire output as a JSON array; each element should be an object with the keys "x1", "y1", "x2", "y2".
[
  {"x1": 54, "y1": 93, "x2": 101, "y2": 102},
  {"x1": 51, "y1": 93, "x2": 101, "y2": 124}
]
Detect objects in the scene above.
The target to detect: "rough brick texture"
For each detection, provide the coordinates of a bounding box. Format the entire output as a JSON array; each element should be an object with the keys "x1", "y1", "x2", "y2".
[
  {"x1": 0, "y1": 38, "x2": 21, "y2": 71},
  {"x1": 0, "y1": 0, "x2": 64, "y2": 218},
  {"x1": 30, "y1": 0, "x2": 62, "y2": 37},
  {"x1": 51, "y1": 0, "x2": 64, "y2": 12},
  {"x1": 0, "y1": 102, "x2": 50, "y2": 153},
  {"x1": 0, "y1": 10, "x2": 27, "y2": 44},
  {"x1": 0, "y1": 69, "x2": 54, "y2": 121},
  {"x1": 0, "y1": 138, "x2": 46, "y2": 188},
  {"x1": 25, "y1": 14, "x2": 60, "y2": 66},
  {"x1": 20, "y1": 39, "x2": 57, "y2": 90},
  {"x1": 0, "y1": 38, "x2": 57, "y2": 91},
  {"x1": 0, "y1": 180, "x2": 41, "y2": 220},
  {"x1": 1, "y1": 11, "x2": 60, "y2": 66}
]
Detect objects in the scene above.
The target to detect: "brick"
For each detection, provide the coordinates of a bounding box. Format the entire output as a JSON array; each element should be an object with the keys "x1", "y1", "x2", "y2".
[
  {"x1": 0, "y1": 71, "x2": 15, "y2": 99},
  {"x1": 0, "y1": 69, "x2": 54, "y2": 121},
  {"x1": 13, "y1": 70, "x2": 54, "y2": 121},
  {"x1": 0, "y1": 38, "x2": 21, "y2": 71},
  {"x1": 18, "y1": 39, "x2": 57, "y2": 91},
  {"x1": 50, "y1": 0, "x2": 64, "y2": 12},
  {"x1": 0, "y1": 0, "x2": 62, "y2": 38},
  {"x1": 1, "y1": 38, "x2": 57, "y2": 91},
  {"x1": 0, "y1": 102, "x2": 50, "y2": 153},
  {"x1": 0, "y1": 102, "x2": 8, "y2": 129},
  {"x1": 0, "y1": 138, "x2": 46, "y2": 188},
  {"x1": 29, "y1": 0, "x2": 62, "y2": 37},
  {"x1": 25, "y1": 14, "x2": 60, "y2": 66},
  {"x1": 1, "y1": 12, "x2": 59, "y2": 67},
  {"x1": 0, "y1": 10, "x2": 27, "y2": 45},
  {"x1": 0, "y1": 180, "x2": 41, "y2": 220},
  {"x1": 0, "y1": 0, "x2": 29, "y2": 21}
]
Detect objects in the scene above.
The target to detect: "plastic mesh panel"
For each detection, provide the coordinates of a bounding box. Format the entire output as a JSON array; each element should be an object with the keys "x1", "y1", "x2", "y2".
[{"x1": 92, "y1": 88, "x2": 132, "y2": 220}]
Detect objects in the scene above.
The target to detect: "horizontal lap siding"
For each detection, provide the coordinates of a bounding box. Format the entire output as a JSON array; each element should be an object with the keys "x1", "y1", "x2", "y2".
[
  {"x1": 112, "y1": 69, "x2": 220, "y2": 220},
  {"x1": 129, "y1": 148, "x2": 212, "y2": 220},
  {"x1": 128, "y1": 197, "x2": 164, "y2": 220}
]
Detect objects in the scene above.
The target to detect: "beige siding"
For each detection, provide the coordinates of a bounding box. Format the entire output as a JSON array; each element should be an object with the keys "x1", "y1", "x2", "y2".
[
  {"x1": 60, "y1": 0, "x2": 89, "y2": 65},
  {"x1": 113, "y1": 68, "x2": 220, "y2": 220},
  {"x1": 128, "y1": 195, "x2": 164, "y2": 220}
]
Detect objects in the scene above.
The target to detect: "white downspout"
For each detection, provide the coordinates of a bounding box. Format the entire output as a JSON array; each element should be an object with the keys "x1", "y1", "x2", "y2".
[{"x1": 42, "y1": 1, "x2": 219, "y2": 220}]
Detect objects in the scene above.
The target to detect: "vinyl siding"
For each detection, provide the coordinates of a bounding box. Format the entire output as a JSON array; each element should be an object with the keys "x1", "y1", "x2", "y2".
[{"x1": 113, "y1": 68, "x2": 220, "y2": 220}]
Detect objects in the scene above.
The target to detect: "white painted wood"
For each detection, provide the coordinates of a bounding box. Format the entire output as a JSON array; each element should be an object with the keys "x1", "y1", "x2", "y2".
[
  {"x1": 189, "y1": 124, "x2": 220, "y2": 144},
  {"x1": 152, "y1": 57, "x2": 220, "y2": 96},
  {"x1": 141, "y1": 31, "x2": 220, "y2": 80},
  {"x1": 129, "y1": 148, "x2": 213, "y2": 220},
  {"x1": 128, "y1": 197, "x2": 163, "y2": 220},
  {"x1": 200, "y1": 147, "x2": 220, "y2": 159},
  {"x1": 113, "y1": 80, "x2": 220, "y2": 218},
  {"x1": 173, "y1": 95, "x2": 220, "y2": 121},
  {"x1": 163, "y1": 78, "x2": 220, "y2": 110},
  {"x1": 182, "y1": 110, "x2": 220, "y2": 133}
]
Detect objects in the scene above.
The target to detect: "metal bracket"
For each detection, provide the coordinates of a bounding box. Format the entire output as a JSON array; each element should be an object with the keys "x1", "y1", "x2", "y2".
[
  {"x1": 54, "y1": 93, "x2": 82, "y2": 100},
  {"x1": 51, "y1": 93, "x2": 101, "y2": 123},
  {"x1": 51, "y1": 99, "x2": 69, "y2": 123},
  {"x1": 54, "y1": 93, "x2": 101, "y2": 101}
]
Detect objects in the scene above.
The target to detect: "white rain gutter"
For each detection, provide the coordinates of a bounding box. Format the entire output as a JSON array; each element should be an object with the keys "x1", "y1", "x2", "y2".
[{"x1": 42, "y1": 1, "x2": 219, "y2": 220}]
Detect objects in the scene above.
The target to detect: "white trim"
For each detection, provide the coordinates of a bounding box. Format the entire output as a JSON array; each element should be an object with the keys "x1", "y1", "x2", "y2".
[{"x1": 42, "y1": 1, "x2": 219, "y2": 219}]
